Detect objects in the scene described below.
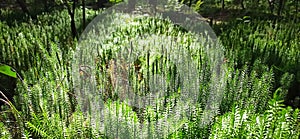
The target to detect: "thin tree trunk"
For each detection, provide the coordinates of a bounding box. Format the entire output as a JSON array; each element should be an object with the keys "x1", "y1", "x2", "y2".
[
  {"x1": 71, "y1": 0, "x2": 78, "y2": 39},
  {"x1": 222, "y1": 0, "x2": 225, "y2": 10},
  {"x1": 189, "y1": 0, "x2": 193, "y2": 7},
  {"x1": 82, "y1": 0, "x2": 86, "y2": 28},
  {"x1": 241, "y1": 0, "x2": 245, "y2": 10},
  {"x1": 209, "y1": 17, "x2": 213, "y2": 27},
  {"x1": 63, "y1": 0, "x2": 78, "y2": 39}
]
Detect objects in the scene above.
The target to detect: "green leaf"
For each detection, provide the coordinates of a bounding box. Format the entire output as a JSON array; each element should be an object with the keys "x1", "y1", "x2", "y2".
[{"x1": 0, "y1": 64, "x2": 17, "y2": 78}]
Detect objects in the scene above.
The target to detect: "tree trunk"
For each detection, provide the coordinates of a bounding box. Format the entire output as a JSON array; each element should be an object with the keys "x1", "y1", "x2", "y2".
[
  {"x1": 82, "y1": 0, "x2": 86, "y2": 28},
  {"x1": 240, "y1": 0, "x2": 245, "y2": 10},
  {"x1": 222, "y1": 0, "x2": 225, "y2": 10},
  {"x1": 71, "y1": 0, "x2": 78, "y2": 39},
  {"x1": 63, "y1": 0, "x2": 78, "y2": 39},
  {"x1": 209, "y1": 17, "x2": 213, "y2": 27}
]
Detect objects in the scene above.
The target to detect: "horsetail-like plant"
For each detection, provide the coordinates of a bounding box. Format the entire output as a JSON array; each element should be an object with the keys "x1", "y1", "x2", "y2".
[{"x1": 0, "y1": 6, "x2": 299, "y2": 138}]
